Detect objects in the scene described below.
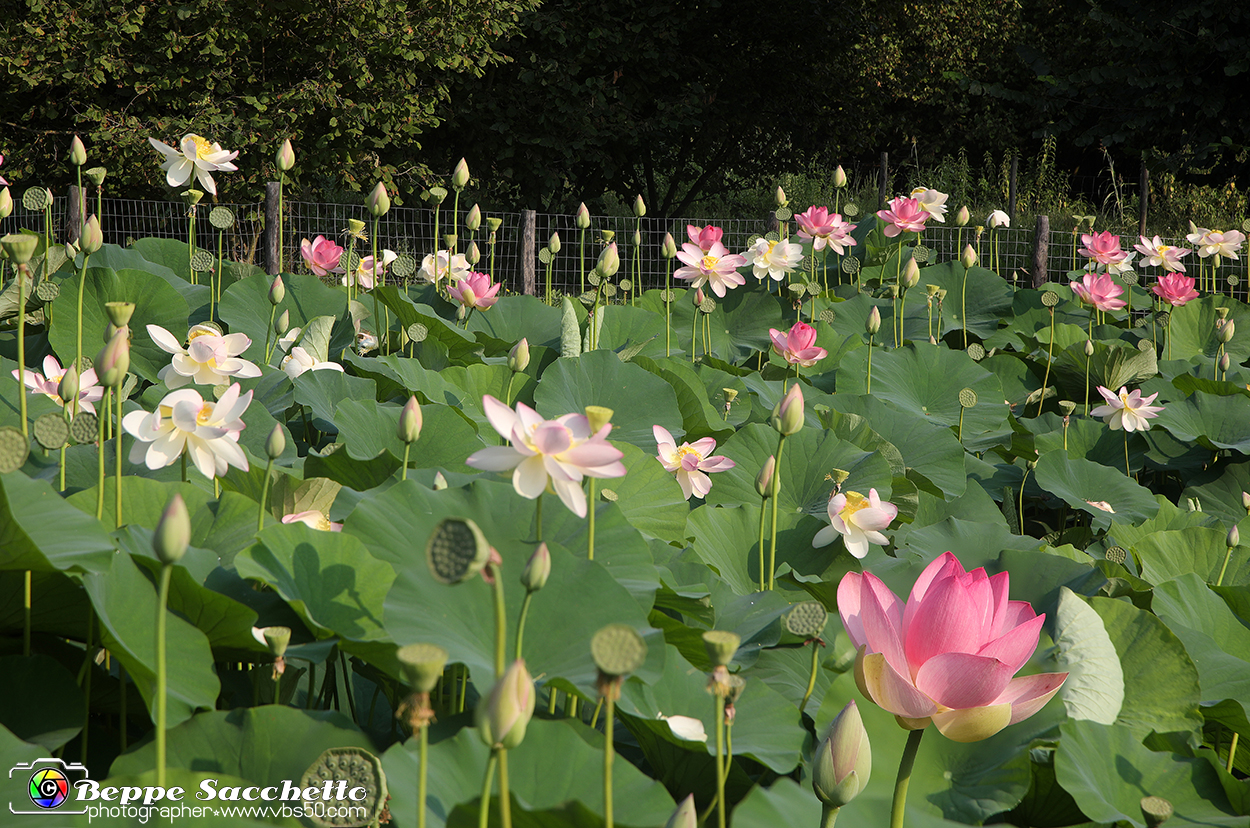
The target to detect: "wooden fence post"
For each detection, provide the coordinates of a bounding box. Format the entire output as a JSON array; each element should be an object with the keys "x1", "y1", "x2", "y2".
[
  {"x1": 1139, "y1": 157, "x2": 1149, "y2": 237},
  {"x1": 264, "y1": 181, "x2": 280, "y2": 275},
  {"x1": 67, "y1": 185, "x2": 85, "y2": 244},
  {"x1": 878, "y1": 152, "x2": 889, "y2": 209},
  {"x1": 1032, "y1": 214, "x2": 1049, "y2": 288},
  {"x1": 520, "y1": 209, "x2": 536, "y2": 296},
  {"x1": 1008, "y1": 156, "x2": 1019, "y2": 220}
]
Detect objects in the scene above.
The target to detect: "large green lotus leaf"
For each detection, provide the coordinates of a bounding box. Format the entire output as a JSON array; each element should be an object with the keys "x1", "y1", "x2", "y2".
[
  {"x1": 1055, "y1": 719, "x2": 1244, "y2": 827},
  {"x1": 705, "y1": 423, "x2": 893, "y2": 519},
  {"x1": 0, "y1": 655, "x2": 83, "y2": 750},
  {"x1": 1130, "y1": 526, "x2": 1250, "y2": 586},
  {"x1": 384, "y1": 716, "x2": 676, "y2": 828},
  {"x1": 595, "y1": 304, "x2": 674, "y2": 361},
  {"x1": 997, "y1": 547, "x2": 1108, "y2": 623},
  {"x1": 1154, "y1": 574, "x2": 1250, "y2": 716},
  {"x1": 1103, "y1": 495, "x2": 1217, "y2": 548},
  {"x1": 916, "y1": 260, "x2": 1014, "y2": 339},
  {"x1": 466, "y1": 294, "x2": 564, "y2": 351},
  {"x1": 1088, "y1": 596, "x2": 1203, "y2": 739},
  {"x1": 633, "y1": 355, "x2": 735, "y2": 444},
  {"x1": 109, "y1": 705, "x2": 372, "y2": 786},
  {"x1": 1049, "y1": 588, "x2": 1124, "y2": 725},
  {"x1": 638, "y1": 285, "x2": 789, "y2": 364},
  {"x1": 65, "y1": 476, "x2": 216, "y2": 534},
  {"x1": 896, "y1": 485, "x2": 1007, "y2": 545},
  {"x1": 303, "y1": 446, "x2": 400, "y2": 493},
  {"x1": 0, "y1": 569, "x2": 92, "y2": 639},
  {"x1": 219, "y1": 271, "x2": 353, "y2": 363},
  {"x1": 346, "y1": 351, "x2": 466, "y2": 408},
  {"x1": 534, "y1": 349, "x2": 684, "y2": 450},
  {"x1": 0, "y1": 722, "x2": 45, "y2": 781},
  {"x1": 747, "y1": 643, "x2": 834, "y2": 713},
  {"x1": 896, "y1": 517, "x2": 1042, "y2": 574},
  {"x1": 1157, "y1": 391, "x2": 1250, "y2": 453},
  {"x1": 1011, "y1": 286, "x2": 1101, "y2": 334},
  {"x1": 823, "y1": 291, "x2": 887, "y2": 343},
  {"x1": 605, "y1": 442, "x2": 690, "y2": 544},
  {"x1": 439, "y1": 362, "x2": 538, "y2": 437},
  {"x1": 82, "y1": 552, "x2": 220, "y2": 728},
  {"x1": 234, "y1": 523, "x2": 394, "y2": 643},
  {"x1": 291, "y1": 367, "x2": 377, "y2": 425},
  {"x1": 375, "y1": 285, "x2": 484, "y2": 364},
  {"x1": 1052, "y1": 339, "x2": 1160, "y2": 400},
  {"x1": 687, "y1": 503, "x2": 831, "y2": 595},
  {"x1": 0, "y1": 471, "x2": 115, "y2": 574},
  {"x1": 980, "y1": 351, "x2": 1046, "y2": 412},
  {"x1": 1029, "y1": 411, "x2": 1151, "y2": 470},
  {"x1": 334, "y1": 398, "x2": 478, "y2": 472},
  {"x1": 1166, "y1": 294, "x2": 1250, "y2": 362},
  {"x1": 48, "y1": 266, "x2": 190, "y2": 382},
  {"x1": 1033, "y1": 452, "x2": 1159, "y2": 530},
  {"x1": 1184, "y1": 460, "x2": 1250, "y2": 525},
  {"x1": 85, "y1": 242, "x2": 210, "y2": 313},
  {"x1": 837, "y1": 343, "x2": 1011, "y2": 452},
  {"x1": 731, "y1": 776, "x2": 972, "y2": 828}
]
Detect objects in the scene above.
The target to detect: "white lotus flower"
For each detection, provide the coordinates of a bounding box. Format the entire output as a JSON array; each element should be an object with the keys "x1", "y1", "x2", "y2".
[
  {"x1": 813, "y1": 488, "x2": 898, "y2": 559},
  {"x1": 147, "y1": 134, "x2": 239, "y2": 195},
  {"x1": 657, "y1": 713, "x2": 707, "y2": 742},
  {"x1": 988, "y1": 210, "x2": 1010, "y2": 228},
  {"x1": 281, "y1": 346, "x2": 344, "y2": 379},
  {"x1": 419, "y1": 249, "x2": 470, "y2": 285},
  {"x1": 745, "y1": 237, "x2": 804, "y2": 282},
  {"x1": 122, "y1": 383, "x2": 251, "y2": 478},
  {"x1": 149, "y1": 324, "x2": 262, "y2": 389},
  {"x1": 910, "y1": 187, "x2": 949, "y2": 222}
]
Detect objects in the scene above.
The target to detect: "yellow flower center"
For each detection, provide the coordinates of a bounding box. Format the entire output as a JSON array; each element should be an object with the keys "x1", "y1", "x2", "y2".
[
  {"x1": 675, "y1": 445, "x2": 703, "y2": 464},
  {"x1": 1119, "y1": 392, "x2": 1131, "y2": 407},
  {"x1": 700, "y1": 254, "x2": 718, "y2": 270},
  {"x1": 840, "y1": 490, "x2": 869, "y2": 520},
  {"x1": 1158, "y1": 245, "x2": 1172, "y2": 254},
  {"x1": 189, "y1": 134, "x2": 213, "y2": 159},
  {"x1": 196, "y1": 403, "x2": 214, "y2": 426},
  {"x1": 187, "y1": 327, "x2": 214, "y2": 343}
]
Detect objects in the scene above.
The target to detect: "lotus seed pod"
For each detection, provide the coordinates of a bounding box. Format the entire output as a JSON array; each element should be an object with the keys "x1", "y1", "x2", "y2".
[
  {"x1": 1105, "y1": 546, "x2": 1126, "y2": 564},
  {"x1": 597, "y1": 242, "x2": 620, "y2": 278},
  {"x1": 585, "y1": 405, "x2": 614, "y2": 433},
  {"x1": 0, "y1": 233, "x2": 38, "y2": 264},
  {"x1": 68, "y1": 135, "x2": 87, "y2": 166},
  {"x1": 58, "y1": 364, "x2": 80, "y2": 406},
  {"x1": 345, "y1": 218, "x2": 366, "y2": 238},
  {"x1": 1140, "y1": 796, "x2": 1173, "y2": 828},
  {"x1": 830, "y1": 468, "x2": 851, "y2": 486},
  {"x1": 866, "y1": 306, "x2": 882, "y2": 335},
  {"x1": 398, "y1": 396, "x2": 423, "y2": 444},
  {"x1": 153, "y1": 494, "x2": 191, "y2": 565},
  {"x1": 301, "y1": 748, "x2": 388, "y2": 828},
  {"x1": 775, "y1": 185, "x2": 787, "y2": 206},
  {"x1": 702, "y1": 630, "x2": 741, "y2": 667},
  {"x1": 426, "y1": 517, "x2": 491, "y2": 584},
  {"x1": 476, "y1": 659, "x2": 536, "y2": 749},
  {"x1": 466, "y1": 241, "x2": 481, "y2": 265},
  {"x1": 269, "y1": 275, "x2": 285, "y2": 305},
  {"x1": 521, "y1": 543, "x2": 550, "y2": 592},
  {"x1": 261, "y1": 626, "x2": 291, "y2": 657},
  {"x1": 772, "y1": 383, "x2": 805, "y2": 436},
  {"x1": 575, "y1": 202, "x2": 590, "y2": 229},
  {"x1": 755, "y1": 455, "x2": 776, "y2": 498},
  {"x1": 662, "y1": 232, "x2": 677, "y2": 259},
  {"x1": 182, "y1": 189, "x2": 204, "y2": 207},
  {"x1": 1219, "y1": 319, "x2": 1236, "y2": 343},
  {"x1": 432, "y1": 471, "x2": 448, "y2": 491},
  {"x1": 783, "y1": 601, "x2": 828, "y2": 639},
  {"x1": 85, "y1": 167, "x2": 107, "y2": 187},
  {"x1": 0, "y1": 426, "x2": 30, "y2": 473},
  {"x1": 960, "y1": 244, "x2": 977, "y2": 269},
  {"x1": 444, "y1": 233, "x2": 457, "y2": 251},
  {"x1": 1085, "y1": 339, "x2": 1095, "y2": 357},
  {"x1": 33, "y1": 413, "x2": 70, "y2": 450},
  {"x1": 96, "y1": 327, "x2": 130, "y2": 388},
  {"x1": 958, "y1": 388, "x2": 978, "y2": 408},
  {"x1": 508, "y1": 338, "x2": 530, "y2": 372},
  {"x1": 103, "y1": 302, "x2": 134, "y2": 327},
  {"x1": 276, "y1": 138, "x2": 295, "y2": 172},
  {"x1": 275, "y1": 309, "x2": 290, "y2": 335},
  {"x1": 486, "y1": 217, "x2": 503, "y2": 234},
  {"x1": 427, "y1": 186, "x2": 448, "y2": 205},
  {"x1": 903, "y1": 258, "x2": 920, "y2": 288},
  {"x1": 601, "y1": 229, "x2": 616, "y2": 243},
  {"x1": 591, "y1": 623, "x2": 648, "y2": 677},
  {"x1": 833, "y1": 165, "x2": 848, "y2": 189},
  {"x1": 1228, "y1": 525, "x2": 1240, "y2": 548},
  {"x1": 548, "y1": 231, "x2": 561, "y2": 255},
  {"x1": 0, "y1": 188, "x2": 11, "y2": 220},
  {"x1": 723, "y1": 387, "x2": 738, "y2": 403},
  {"x1": 465, "y1": 203, "x2": 482, "y2": 232},
  {"x1": 663, "y1": 794, "x2": 697, "y2": 828},
  {"x1": 366, "y1": 181, "x2": 390, "y2": 217},
  {"x1": 265, "y1": 424, "x2": 286, "y2": 460},
  {"x1": 812, "y1": 700, "x2": 872, "y2": 808},
  {"x1": 1216, "y1": 307, "x2": 1230, "y2": 320},
  {"x1": 397, "y1": 642, "x2": 449, "y2": 693},
  {"x1": 955, "y1": 205, "x2": 970, "y2": 226}
]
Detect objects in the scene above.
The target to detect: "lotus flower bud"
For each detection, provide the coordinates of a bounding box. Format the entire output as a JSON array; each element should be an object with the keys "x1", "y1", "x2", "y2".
[
  {"x1": 261, "y1": 625, "x2": 291, "y2": 657},
  {"x1": 956, "y1": 206, "x2": 970, "y2": 226},
  {"x1": 69, "y1": 135, "x2": 87, "y2": 166},
  {"x1": 694, "y1": 287, "x2": 705, "y2": 307},
  {"x1": 269, "y1": 275, "x2": 285, "y2": 305},
  {"x1": 265, "y1": 424, "x2": 286, "y2": 460},
  {"x1": 1219, "y1": 319, "x2": 1236, "y2": 343},
  {"x1": 275, "y1": 309, "x2": 290, "y2": 335},
  {"x1": 1241, "y1": 491, "x2": 1250, "y2": 512},
  {"x1": 1220, "y1": 352, "x2": 1231, "y2": 372},
  {"x1": 960, "y1": 244, "x2": 977, "y2": 269},
  {"x1": 508, "y1": 338, "x2": 530, "y2": 372},
  {"x1": 903, "y1": 258, "x2": 920, "y2": 288},
  {"x1": 833, "y1": 165, "x2": 848, "y2": 189},
  {"x1": 631, "y1": 194, "x2": 646, "y2": 217},
  {"x1": 597, "y1": 242, "x2": 620, "y2": 278},
  {"x1": 866, "y1": 306, "x2": 881, "y2": 335},
  {"x1": 632, "y1": 229, "x2": 641, "y2": 248},
  {"x1": 585, "y1": 405, "x2": 614, "y2": 433},
  {"x1": 276, "y1": 138, "x2": 295, "y2": 172},
  {"x1": 755, "y1": 455, "x2": 776, "y2": 498},
  {"x1": 366, "y1": 181, "x2": 390, "y2": 217},
  {"x1": 58, "y1": 363, "x2": 80, "y2": 404},
  {"x1": 1085, "y1": 339, "x2": 1095, "y2": 357},
  {"x1": 812, "y1": 700, "x2": 872, "y2": 808},
  {"x1": 0, "y1": 188, "x2": 11, "y2": 220},
  {"x1": 521, "y1": 543, "x2": 550, "y2": 592},
  {"x1": 182, "y1": 189, "x2": 204, "y2": 207},
  {"x1": 775, "y1": 185, "x2": 787, "y2": 206},
  {"x1": 0, "y1": 233, "x2": 38, "y2": 264},
  {"x1": 432, "y1": 471, "x2": 448, "y2": 491},
  {"x1": 702, "y1": 630, "x2": 741, "y2": 668},
  {"x1": 466, "y1": 241, "x2": 481, "y2": 265},
  {"x1": 451, "y1": 158, "x2": 470, "y2": 190},
  {"x1": 772, "y1": 383, "x2": 804, "y2": 436},
  {"x1": 153, "y1": 494, "x2": 190, "y2": 565},
  {"x1": 575, "y1": 202, "x2": 590, "y2": 229},
  {"x1": 1229, "y1": 525, "x2": 1240, "y2": 549},
  {"x1": 664, "y1": 795, "x2": 697, "y2": 828},
  {"x1": 79, "y1": 215, "x2": 103, "y2": 255},
  {"x1": 662, "y1": 232, "x2": 677, "y2": 259},
  {"x1": 476, "y1": 659, "x2": 536, "y2": 749},
  {"x1": 465, "y1": 204, "x2": 482, "y2": 231},
  {"x1": 104, "y1": 302, "x2": 135, "y2": 327},
  {"x1": 399, "y1": 396, "x2": 423, "y2": 444},
  {"x1": 85, "y1": 167, "x2": 107, "y2": 187},
  {"x1": 96, "y1": 327, "x2": 130, "y2": 387},
  {"x1": 549, "y1": 231, "x2": 561, "y2": 254}
]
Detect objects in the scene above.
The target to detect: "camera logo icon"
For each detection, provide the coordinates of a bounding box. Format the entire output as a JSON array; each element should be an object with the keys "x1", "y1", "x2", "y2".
[{"x1": 9, "y1": 759, "x2": 89, "y2": 816}]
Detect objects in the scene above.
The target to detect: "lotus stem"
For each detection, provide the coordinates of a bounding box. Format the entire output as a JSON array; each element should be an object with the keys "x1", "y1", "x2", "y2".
[
  {"x1": 264, "y1": 303, "x2": 277, "y2": 364},
  {"x1": 866, "y1": 333, "x2": 874, "y2": 394},
  {"x1": 76, "y1": 260, "x2": 87, "y2": 377},
  {"x1": 504, "y1": 373, "x2": 517, "y2": 407},
  {"x1": 665, "y1": 259, "x2": 672, "y2": 357},
  {"x1": 23, "y1": 571, "x2": 31, "y2": 657},
  {"x1": 187, "y1": 208, "x2": 196, "y2": 286},
  {"x1": 604, "y1": 690, "x2": 616, "y2": 828},
  {"x1": 371, "y1": 215, "x2": 383, "y2": 354},
  {"x1": 498, "y1": 748, "x2": 512, "y2": 828},
  {"x1": 821, "y1": 804, "x2": 840, "y2": 828},
  {"x1": 490, "y1": 567, "x2": 506, "y2": 678},
  {"x1": 1217, "y1": 543, "x2": 1235, "y2": 587},
  {"x1": 514, "y1": 591, "x2": 534, "y2": 661},
  {"x1": 277, "y1": 173, "x2": 284, "y2": 275},
  {"x1": 691, "y1": 307, "x2": 699, "y2": 363},
  {"x1": 897, "y1": 287, "x2": 906, "y2": 348},
  {"x1": 418, "y1": 716, "x2": 430, "y2": 828},
  {"x1": 889, "y1": 728, "x2": 925, "y2": 828},
  {"x1": 957, "y1": 407, "x2": 965, "y2": 444},
  {"x1": 1038, "y1": 308, "x2": 1056, "y2": 417},
  {"x1": 258, "y1": 456, "x2": 274, "y2": 531},
  {"x1": 156, "y1": 563, "x2": 173, "y2": 787},
  {"x1": 96, "y1": 399, "x2": 106, "y2": 519},
  {"x1": 401, "y1": 442, "x2": 411, "y2": 482},
  {"x1": 306, "y1": 663, "x2": 316, "y2": 709},
  {"x1": 17, "y1": 263, "x2": 28, "y2": 435},
  {"x1": 115, "y1": 381, "x2": 123, "y2": 527},
  {"x1": 961, "y1": 260, "x2": 970, "y2": 348},
  {"x1": 768, "y1": 435, "x2": 786, "y2": 590},
  {"x1": 1124, "y1": 432, "x2": 1131, "y2": 478},
  {"x1": 715, "y1": 694, "x2": 727, "y2": 828},
  {"x1": 1084, "y1": 351, "x2": 1092, "y2": 416},
  {"x1": 757, "y1": 497, "x2": 767, "y2": 592},
  {"x1": 799, "y1": 639, "x2": 822, "y2": 715},
  {"x1": 80, "y1": 603, "x2": 93, "y2": 760},
  {"x1": 1019, "y1": 465, "x2": 1031, "y2": 533},
  {"x1": 1228, "y1": 733, "x2": 1240, "y2": 774},
  {"x1": 478, "y1": 751, "x2": 497, "y2": 828},
  {"x1": 587, "y1": 479, "x2": 597, "y2": 561},
  {"x1": 579, "y1": 228, "x2": 586, "y2": 295}
]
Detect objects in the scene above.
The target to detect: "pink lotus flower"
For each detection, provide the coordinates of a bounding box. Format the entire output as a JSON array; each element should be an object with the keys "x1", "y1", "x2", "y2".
[
  {"x1": 876, "y1": 197, "x2": 928, "y2": 238},
  {"x1": 1090, "y1": 386, "x2": 1164, "y2": 432},
  {"x1": 1070, "y1": 273, "x2": 1127, "y2": 312},
  {"x1": 449, "y1": 271, "x2": 501, "y2": 310},
  {"x1": 1078, "y1": 231, "x2": 1129, "y2": 270},
  {"x1": 653, "y1": 425, "x2": 735, "y2": 499},
  {"x1": 813, "y1": 488, "x2": 897, "y2": 558},
  {"x1": 838, "y1": 552, "x2": 1068, "y2": 742},
  {"x1": 149, "y1": 323, "x2": 262, "y2": 389},
  {"x1": 12, "y1": 355, "x2": 104, "y2": 414},
  {"x1": 1133, "y1": 236, "x2": 1190, "y2": 272},
  {"x1": 1151, "y1": 273, "x2": 1199, "y2": 307},
  {"x1": 796, "y1": 206, "x2": 858, "y2": 254},
  {"x1": 769, "y1": 322, "x2": 827, "y2": 367},
  {"x1": 300, "y1": 236, "x2": 345, "y2": 277},
  {"x1": 282, "y1": 511, "x2": 343, "y2": 531},
  {"x1": 1196, "y1": 229, "x2": 1245, "y2": 260},
  {"x1": 674, "y1": 240, "x2": 748, "y2": 298},
  {"x1": 344, "y1": 249, "x2": 398, "y2": 290},
  {"x1": 686, "y1": 224, "x2": 724, "y2": 253},
  {"x1": 466, "y1": 396, "x2": 627, "y2": 518}
]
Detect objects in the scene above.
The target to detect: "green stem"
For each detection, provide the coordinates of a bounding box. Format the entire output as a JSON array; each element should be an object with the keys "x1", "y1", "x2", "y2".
[
  {"x1": 889, "y1": 728, "x2": 925, "y2": 828},
  {"x1": 514, "y1": 591, "x2": 534, "y2": 661},
  {"x1": 665, "y1": 260, "x2": 672, "y2": 357},
  {"x1": 715, "y1": 694, "x2": 727, "y2": 828},
  {"x1": 277, "y1": 173, "x2": 284, "y2": 276},
  {"x1": 1038, "y1": 310, "x2": 1055, "y2": 417},
  {"x1": 800, "y1": 641, "x2": 820, "y2": 714},
  {"x1": 1228, "y1": 732, "x2": 1240, "y2": 774},
  {"x1": 458, "y1": 665, "x2": 468, "y2": 713},
  {"x1": 96, "y1": 398, "x2": 106, "y2": 520},
  {"x1": 691, "y1": 305, "x2": 699, "y2": 363},
  {"x1": 339, "y1": 648, "x2": 358, "y2": 723},
  {"x1": 1217, "y1": 543, "x2": 1235, "y2": 587},
  {"x1": 17, "y1": 264, "x2": 28, "y2": 435},
  {"x1": 757, "y1": 496, "x2": 768, "y2": 592},
  {"x1": 579, "y1": 229, "x2": 586, "y2": 294},
  {"x1": 535, "y1": 493, "x2": 544, "y2": 543},
  {"x1": 156, "y1": 564, "x2": 173, "y2": 787},
  {"x1": 958, "y1": 407, "x2": 965, "y2": 444},
  {"x1": 490, "y1": 569, "x2": 506, "y2": 678},
  {"x1": 588, "y1": 479, "x2": 597, "y2": 560},
  {"x1": 418, "y1": 722, "x2": 429, "y2": 828},
  {"x1": 504, "y1": 373, "x2": 517, "y2": 407},
  {"x1": 961, "y1": 262, "x2": 970, "y2": 349},
  {"x1": 498, "y1": 748, "x2": 512, "y2": 828},
  {"x1": 897, "y1": 287, "x2": 906, "y2": 348},
  {"x1": 23, "y1": 570, "x2": 32, "y2": 656},
  {"x1": 478, "y1": 751, "x2": 497, "y2": 828},
  {"x1": 768, "y1": 434, "x2": 787, "y2": 590},
  {"x1": 866, "y1": 333, "x2": 873, "y2": 394},
  {"x1": 1124, "y1": 431, "x2": 1131, "y2": 478},
  {"x1": 821, "y1": 804, "x2": 840, "y2": 828},
  {"x1": 258, "y1": 457, "x2": 274, "y2": 531},
  {"x1": 1019, "y1": 467, "x2": 1030, "y2": 533},
  {"x1": 371, "y1": 215, "x2": 382, "y2": 354},
  {"x1": 188, "y1": 210, "x2": 196, "y2": 286},
  {"x1": 306, "y1": 662, "x2": 316, "y2": 709},
  {"x1": 115, "y1": 380, "x2": 123, "y2": 527},
  {"x1": 215, "y1": 229, "x2": 224, "y2": 322},
  {"x1": 1084, "y1": 351, "x2": 1092, "y2": 416},
  {"x1": 274, "y1": 669, "x2": 282, "y2": 706},
  {"x1": 76, "y1": 258, "x2": 87, "y2": 378},
  {"x1": 604, "y1": 692, "x2": 616, "y2": 828},
  {"x1": 80, "y1": 603, "x2": 94, "y2": 760},
  {"x1": 401, "y1": 442, "x2": 411, "y2": 481}
]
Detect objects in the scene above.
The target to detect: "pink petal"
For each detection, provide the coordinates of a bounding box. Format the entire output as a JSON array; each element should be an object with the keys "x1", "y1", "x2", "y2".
[
  {"x1": 531, "y1": 422, "x2": 573, "y2": 455},
  {"x1": 914, "y1": 652, "x2": 1018, "y2": 709},
  {"x1": 859, "y1": 574, "x2": 910, "y2": 678},
  {"x1": 511, "y1": 455, "x2": 549, "y2": 499},
  {"x1": 652, "y1": 424, "x2": 675, "y2": 449},
  {"x1": 482, "y1": 395, "x2": 520, "y2": 441},
  {"x1": 550, "y1": 475, "x2": 587, "y2": 518},
  {"x1": 978, "y1": 614, "x2": 1044, "y2": 674},
  {"x1": 931, "y1": 703, "x2": 1013, "y2": 743},
  {"x1": 699, "y1": 455, "x2": 735, "y2": 472},
  {"x1": 903, "y1": 575, "x2": 985, "y2": 672},
  {"x1": 466, "y1": 445, "x2": 524, "y2": 471},
  {"x1": 993, "y1": 672, "x2": 1069, "y2": 726},
  {"x1": 856, "y1": 651, "x2": 937, "y2": 719},
  {"x1": 562, "y1": 440, "x2": 624, "y2": 469},
  {"x1": 838, "y1": 572, "x2": 869, "y2": 649}
]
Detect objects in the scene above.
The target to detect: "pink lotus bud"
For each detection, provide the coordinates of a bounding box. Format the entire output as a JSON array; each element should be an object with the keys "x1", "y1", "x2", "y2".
[
  {"x1": 633, "y1": 194, "x2": 646, "y2": 217},
  {"x1": 772, "y1": 383, "x2": 804, "y2": 436},
  {"x1": 549, "y1": 231, "x2": 561, "y2": 254},
  {"x1": 95, "y1": 327, "x2": 130, "y2": 387},
  {"x1": 866, "y1": 306, "x2": 881, "y2": 335},
  {"x1": 812, "y1": 700, "x2": 872, "y2": 808},
  {"x1": 775, "y1": 185, "x2": 787, "y2": 206},
  {"x1": 521, "y1": 543, "x2": 550, "y2": 592},
  {"x1": 508, "y1": 338, "x2": 530, "y2": 372},
  {"x1": 276, "y1": 139, "x2": 295, "y2": 172},
  {"x1": 68, "y1": 135, "x2": 87, "y2": 166},
  {"x1": 903, "y1": 258, "x2": 920, "y2": 288},
  {"x1": 597, "y1": 242, "x2": 620, "y2": 278},
  {"x1": 269, "y1": 275, "x2": 285, "y2": 305},
  {"x1": 663, "y1": 795, "x2": 697, "y2": 828},
  {"x1": 961, "y1": 244, "x2": 978, "y2": 269},
  {"x1": 694, "y1": 288, "x2": 706, "y2": 306},
  {"x1": 833, "y1": 166, "x2": 848, "y2": 189},
  {"x1": 575, "y1": 202, "x2": 590, "y2": 230},
  {"x1": 662, "y1": 232, "x2": 677, "y2": 259},
  {"x1": 475, "y1": 659, "x2": 536, "y2": 749},
  {"x1": 366, "y1": 181, "x2": 390, "y2": 217},
  {"x1": 451, "y1": 158, "x2": 470, "y2": 190},
  {"x1": 755, "y1": 455, "x2": 776, "y2": 498},
  {"x1": 58, "y1": 363, "x2": 79, "y2": 403},
  {"x1": 80, "y1": 215, "x2": 103, "y2": 255},
  {"x1": 266, "y1": 424, "x2": 286, "y2": 460},
  {"x1": 956, "y1": 206, "x2": 970, "y2": 226},
  {"x1": 465, "y1": 203, "x2": 482, "y2": 232},
  {"x1": 398, "y1": 396, "x2": 423, "y2": 444},
  {"x1": 1242, "y1": 491, "x2": 1250, "y2": 512},
  {"x1": 0, "y1": 188, "x2": 11, "y2": 220},
  {"x1": 153, "y1": 494, "x2": 190, "y2": 565}
]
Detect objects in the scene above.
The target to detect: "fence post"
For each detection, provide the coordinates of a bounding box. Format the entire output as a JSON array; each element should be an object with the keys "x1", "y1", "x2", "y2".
[
  {"x1": 1008, "y1": 156, "x2": 1019, "y2": 220},
  {"x1": 1138, "y1": 157, "x2": 1149, "y2": 237},
  {"x1": 520, "y1": 209, "x2": 536, "y2": 296},
  {"x1": 1032, "y1": 214, "x2": 1049, "y2": 288},
  {"x1": 878, "y1": 152, "x2": 889, "y2": 209},
  {"x1": 264, "y1": 181, "x2": 280, "y2": 275},
  {"x1": 67, "y1": 185, "x2": 85, "y2": 245}
]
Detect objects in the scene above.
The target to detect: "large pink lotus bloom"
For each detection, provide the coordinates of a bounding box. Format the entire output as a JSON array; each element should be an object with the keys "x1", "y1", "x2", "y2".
[
  {"x1": 300, "y1": 235, "x2": 345, "y2": 277},
  {"x1": 653, "y1": 425, "x2": 735, "y2": 500},
  {"x1": 815, "y1": 488, "x2": 897, "y2": 558},
  {"x1": 796, "y1": 206, "x2": 858, "y2": 255},
  {"x1": 674, "y1": 240, "x2": 748, "y2": 298},
  {"x1": 1133, "y1": 235, "x2": 1190, "y2": 272},
  {"x1": 876, "y1": 197, "x2": 928, "y2": 238},
  {"x1": 344, "y1": 249, "x2": 397, "y2": 290},
  {"x1": 1070, "y1": 273, "x2": 1127, "y2": 312},
  {"x1": 686, "y1": 224, "x2": 724, "y2": 253},
  {"x1": 449, "y1": 271, "x2": 501, "y2": 311},
  {"x1": 12, "y1": 355, "x2": 104, "y2": 414},
  {"x1": 838, "y1": 552, "x2": 1068, "y2": 742},
  {"x1": 1151, "y1": 273, "x2": 1199, "y2": 307},
  {"x1": 1078, "y1": 231, "x2": 1129, "y2": 270},
  {"x1": 1090, "y1": 386, "x2": 1164, "y2": 432},
  {"x1": 466, "y1": 396, "x2": 627, "y2": 518},
  {"x1": 769, "y1": 322, "x2": 827, "y2": 367}
]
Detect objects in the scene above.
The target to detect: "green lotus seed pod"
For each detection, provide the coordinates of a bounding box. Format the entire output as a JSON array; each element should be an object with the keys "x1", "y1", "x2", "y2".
[
  {"x1": 1105, "y1": 546, "x2": 1127, "y2": 564},
  {"x1": 521, "y1": 543, "x2": 550, "y2": 592},
  {"x1": 300, "y1": 747, "x2": 388, "y2": 828},
  {"x1": 1041, "y1": 290, "x2": 1060, "y2": 307},
  {"x1": 153, "y1": 494, "x2": 190, "y2": 565},
  {"x1": 966, "y1": 343, "x2": 986, "y2": 361},
  {"x1": 261, "y1": 626, "x2": 291, "y2": 657},
  {"x1": 585, "y1": 405, "x2": 614, "y2": 433},
  {"x1": 486, "y1": 216, "x2": 502, "y2": 232},
  {"x1": 426, "y1": 517, "x2": 491, "y2": 584},
  {"x1": 265, "y1": 424, "x2": 286, "y2": 460},
  {"x1": 783, "y1": 601, "x2": 828, "y2": 639},
  {"x1": 1058, "y1": 400, "x2": 1077, "y2": 415},
  {"x1": 959, "y1": 388, "x2": 978, "y2": 408},
  {"x1": 427, "y1": 186, "x2": 448, "y2": 204},
  {"x1": 366, "y1": 181, "x2": 390, "y2": 217},
  {"x1": 0, "y1": 427, "x2": 29, "y2": 474},
  {"x1": 0, "y1": 233, "x2": 38, "y2": 265},
  {"x1": 702, "y1": 630, "x2": 741, "y2": 668},
  {"x1": 406, "y1": 323, "x2": 428, "y2": 343},
  {"x1": 600, "y1": 488, "x2": 618, "y2": 502},
  {"x1": 69, "y1": 412, "x2": 98, "y2": 445},
  {"x1": 104, "y1": 302, "x2": 135, "y2": 327},
  {"x1": 181, "y1": 189, "x2": 204, "y2": 207},
  {"x1": 1140, "y1": 796, "x2": 1173, "y2": 828},
  {"x1": 591, "y1": 623, "x2": 648, "y2": 677},
  {"x1": 85, "y1": 167, "x2": 107, "y2": 187},
  {"x1": 396, "y1": 642, "x2": 449, "y2": 693},
  {"x1": 33, "y1": 413, "x2": 69, "y2": 450},
  {"x1": 812, "y1": 700, "x2": 872, "y2": 808}
]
